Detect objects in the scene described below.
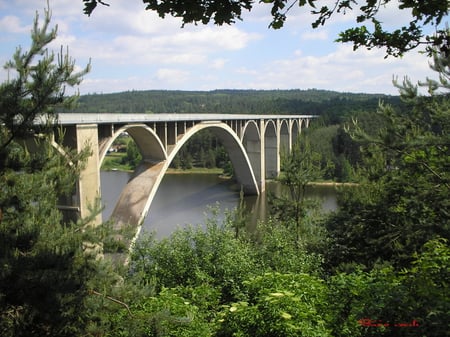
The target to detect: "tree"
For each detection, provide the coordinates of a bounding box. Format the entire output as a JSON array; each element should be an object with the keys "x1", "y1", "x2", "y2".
[
  {"x1": 0, "y1": 7, "x2": 109, "y2": 336},
  {"x1": 269, "y1": 137, "x2": 324, "y2": 244},
  {"x1": 121, "y1": 138, "x2": 142, "y2": 168},
  {"x1": 325, "y1": 42, "x2": 450, "y2": 270},
  {"x1": 327, "y1": 238, "x2": 449, "y2": 337},
  {"x1": 82, "y1": 0, "x2": 448, "y2": 57},
  {"x1": 0, "y1": 10, "x2": 90, "y2": 153},
  {"x1": 216, "y1": 272, "x2": 331, "y2": 337}
]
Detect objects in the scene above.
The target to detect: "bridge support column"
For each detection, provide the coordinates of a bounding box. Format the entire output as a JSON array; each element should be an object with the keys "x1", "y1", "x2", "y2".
[{"x1": 76, "y1": 124, "x2": 102, "y2": 225}]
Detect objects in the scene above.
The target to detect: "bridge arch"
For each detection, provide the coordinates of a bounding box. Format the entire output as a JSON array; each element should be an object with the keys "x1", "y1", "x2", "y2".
[
  {"x1": 241, "y1": 120, "x2": 261, "y2": 187},
  {"x1": 264, "y1": 119, "x2": 278, "y2": 179},
  {"x1": 99, "y1": 124, "x2": 166, "y2": 166},
  {"x1": 291, "y1": 119, "x2": 300, "y2": 146},
  {"x1": 109, "y1": 122, "x2": 259, "y2": 236},
  {"x1": 167, "y1": 122, "x2": 259, "y2": 195},
  {"x1": 279, "y1": 119, "x2": 290, "y2": 158}
]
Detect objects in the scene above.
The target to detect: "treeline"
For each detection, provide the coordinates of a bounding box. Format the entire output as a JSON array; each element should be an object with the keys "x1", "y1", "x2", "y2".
[{"x1": 64, "y1": 89, "x2": 402, "y2": 119}]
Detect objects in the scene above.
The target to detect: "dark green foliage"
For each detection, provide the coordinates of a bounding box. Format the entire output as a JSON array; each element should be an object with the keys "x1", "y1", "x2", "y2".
[
  {"x1": 115, "y1": 205, "x2": 327, "y2": 336},
  {"x1": 325, "y1": 45, "x2": 450, "y2": 271},
  {"x1": 336, "y1": 1, "x2": 449, "y2": 57},
  {"x1": 0, "y1": 8, "x2": 110, "y2": 336},
  {"x1": 251, "y1": 220, "x2": 324, "y2": 275},
  {"x1": 217, "y1": 272, "x2": 331, "y2": 337},
  {"x1": 406, "y1": 238, "x2": 450, "y2": 336},
  {"x1": 328, "y1": 239, "x2": 450, "y2": 337},
  {"x1": 0, "y1": 142, "x2": 98, "y2": 337},
  {"x1": 143, "y1": 0, "x2": 253, "y2": 26},
  {"x1": 93, "y1": 209, "x2": 448, "y2": 337},
  {"x1": 306, "y1": 125, "x2": 339, "y2": 179},
  {"x1": 270, "y1": 137, "x2": 325, "y2": 243},
  {"x1": 97, "y1": 287, "x2": 212, "y2": 337},
  {"x1": 307, "y1": 110, "x2": 391, "y2": 182},
  {"x1": 121, "y1": 138, "x2": 142, "y2": 167},
  {"x1": 170, "y1": 130, "x2": 231, "y2": 172},
  {"x1": 131, "y1": 218, "x2": 258, "y2": 303},
  {"x1": 64, "y1": 89, "x2": 400, "y2": 117}
]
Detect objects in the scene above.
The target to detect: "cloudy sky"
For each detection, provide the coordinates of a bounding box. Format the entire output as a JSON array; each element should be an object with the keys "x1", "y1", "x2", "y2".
[{"x1": 0, "y1": 0, "x2": 443, "y2": 95}]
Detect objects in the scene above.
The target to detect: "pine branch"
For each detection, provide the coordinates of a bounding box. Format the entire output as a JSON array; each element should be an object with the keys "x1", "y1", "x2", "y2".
[{"x1": 89, "y1": 290, "x2": 134, "y2": 316}]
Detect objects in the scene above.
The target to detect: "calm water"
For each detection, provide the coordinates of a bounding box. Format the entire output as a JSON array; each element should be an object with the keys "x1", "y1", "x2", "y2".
[{"x1": 100, "y1": 171, "x2": 338, "y2": 238}]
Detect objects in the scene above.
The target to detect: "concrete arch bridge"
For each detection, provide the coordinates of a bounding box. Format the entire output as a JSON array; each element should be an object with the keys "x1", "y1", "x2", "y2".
[{"x1": 55, "y1": 113, "x2": 315, "y2": 228}]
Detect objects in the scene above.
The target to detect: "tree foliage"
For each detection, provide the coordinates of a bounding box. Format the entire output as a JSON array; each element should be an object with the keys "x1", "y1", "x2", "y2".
[
  {"x1": 270, "y1": 137, "x2": 325, "y2": 243},
  {"x1": 325, "y1": 42, "x2": 450, "y2": 271},
  {"x1": 0, "y1": 7, "x2": 108, "y2": 336},
  {"x1": 0, "y1": 10, "x2": 90, "y2": 154},
  {"x1": 66, "y1": 88, "x2": 399, "y2": 116},
  {"x1": 217, "y1": 272, "x2": 331, "y2": 337},
  {"x1": 103, "y1": 208, "x2": 449, "y2": 337},
  {"x1": 82, "y1": 0, "x2": 448, "y2": 56},
  {"x1": 327, "y1": 238, "x2": 450, "y2": 337},
  {"x1": 2, "y1": 4, "x2": 449, "y2": 336}
]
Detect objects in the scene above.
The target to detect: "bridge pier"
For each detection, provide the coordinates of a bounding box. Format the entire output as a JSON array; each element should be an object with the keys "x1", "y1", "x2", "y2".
[{"x1": 76, "y1": 124, "x2": 102, "y2": 224}]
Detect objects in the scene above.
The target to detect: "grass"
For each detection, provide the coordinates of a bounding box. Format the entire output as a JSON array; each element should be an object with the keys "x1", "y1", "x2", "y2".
[
  {"x1": 102, "y1": 152, "x2": 134, "y2": 171},
  {"x1": 102, "y1": 153, "x2": 225, "y2": 175}
]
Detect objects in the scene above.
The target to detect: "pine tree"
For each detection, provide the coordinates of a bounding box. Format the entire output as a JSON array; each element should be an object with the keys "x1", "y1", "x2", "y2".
[
  {"x1": 325, "y1": 38, "x2": 450, "y2": 270},
  {"x1": 269, "y1": 137, "x2": 324, "y2": 244},
  {"x1": 0, "y1": 7, "x2": 108, "y2": 336}
]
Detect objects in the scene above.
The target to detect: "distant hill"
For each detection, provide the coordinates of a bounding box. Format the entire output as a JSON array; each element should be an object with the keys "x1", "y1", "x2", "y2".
[{"x1": 62, "y1": 89, "x2": 402, "y2": 123}]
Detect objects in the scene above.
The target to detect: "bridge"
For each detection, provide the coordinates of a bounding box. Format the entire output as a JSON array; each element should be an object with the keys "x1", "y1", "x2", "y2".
[{"x1": 55, "y1": 113, "x2": 315, "y2": 228}]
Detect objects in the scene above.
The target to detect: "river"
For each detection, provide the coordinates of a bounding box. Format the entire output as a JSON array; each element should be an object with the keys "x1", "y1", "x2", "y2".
[{"x1": 100, "y1": 171, "x2": 338, "y2": 238}]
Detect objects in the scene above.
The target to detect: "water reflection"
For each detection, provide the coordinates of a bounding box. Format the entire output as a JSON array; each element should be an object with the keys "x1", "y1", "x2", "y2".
[{"x1": 100, "y1": 171, "x2": 337, "y2": 238}]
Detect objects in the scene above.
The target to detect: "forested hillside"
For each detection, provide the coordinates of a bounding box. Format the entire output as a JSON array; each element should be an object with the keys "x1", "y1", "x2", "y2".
[{"x1": 66, "y1": 89, "x2": 402, "y2": 123}]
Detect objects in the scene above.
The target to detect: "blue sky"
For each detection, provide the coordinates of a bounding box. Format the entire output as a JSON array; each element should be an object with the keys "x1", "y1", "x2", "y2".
[{"x1": 0, "y1": 0, "x2": 444, "y2": 95}]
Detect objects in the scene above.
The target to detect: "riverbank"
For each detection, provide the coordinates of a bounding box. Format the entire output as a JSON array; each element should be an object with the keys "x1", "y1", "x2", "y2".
[
  {"x1": 308, "y1": 181, "x2": 358, "y2": 187},
  {"x1": 166, "y1": 167, "x2": 224, "y2": 175},
  {"x1": 102, "y1": 162, "x2": 355, "y2": 186}
]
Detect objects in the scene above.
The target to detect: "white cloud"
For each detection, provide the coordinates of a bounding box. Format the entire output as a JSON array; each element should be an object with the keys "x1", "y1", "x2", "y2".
[
  {"x1": 156, "y1": 68, "x2": 190, "y2": 84},
  {"x1": 166, "y1": 27, "x2": 260, "y2": 50},
  {"x1": 0, "y1": 0, "x2": 439, "y2": 95},
  {"x1": 225, "y1": 44, "x2": 433, "y2": 94},
  {"x1": 0, "y1": 15, "x2": 29, "y2": 33},
  {"x1": 209, "y1": 58, "x2": 228, "y2": 69}
]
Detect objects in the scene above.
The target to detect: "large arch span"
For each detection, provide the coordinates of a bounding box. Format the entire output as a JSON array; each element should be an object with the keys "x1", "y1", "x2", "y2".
[{"x1": 107, "y1": 122, "x2": 259, "y2": 230}]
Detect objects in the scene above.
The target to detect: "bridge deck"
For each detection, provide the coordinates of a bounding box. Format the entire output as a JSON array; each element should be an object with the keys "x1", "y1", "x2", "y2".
[{"x1": 57, "y1": 113, "x2": 316, "y2": 125}]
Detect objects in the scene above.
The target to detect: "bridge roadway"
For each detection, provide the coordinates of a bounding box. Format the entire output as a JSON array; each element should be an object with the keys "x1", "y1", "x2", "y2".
[{"x1": 55, "y1": 113, "x2": 315, "y2": 230}]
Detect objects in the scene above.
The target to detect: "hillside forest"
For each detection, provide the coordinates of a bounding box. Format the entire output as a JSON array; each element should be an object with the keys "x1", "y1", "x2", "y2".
[{"x1": 1, "y1": 8, "x2": 449, "y2": 337}]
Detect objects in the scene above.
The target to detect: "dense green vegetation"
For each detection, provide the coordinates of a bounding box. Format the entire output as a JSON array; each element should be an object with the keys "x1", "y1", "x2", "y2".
[
  {"x1": 2, "y1": 7, "x2": 448, "y2": 337},
  {"x1": 64, "y1": 88, "x2": 402, "y2": 118},
  {"x1": 0, "y1": 9, "x2": 104, "y2": 336}
]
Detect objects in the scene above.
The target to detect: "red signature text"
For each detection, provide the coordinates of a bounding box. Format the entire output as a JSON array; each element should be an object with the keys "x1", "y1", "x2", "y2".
[{"x1": 358, "y1": 318, "x2": 420, "y2": 327}]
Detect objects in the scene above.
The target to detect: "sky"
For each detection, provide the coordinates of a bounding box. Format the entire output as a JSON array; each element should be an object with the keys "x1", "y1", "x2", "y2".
[{"x1": 0, "y1": 0, "x2": 445, "y2": 95}]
